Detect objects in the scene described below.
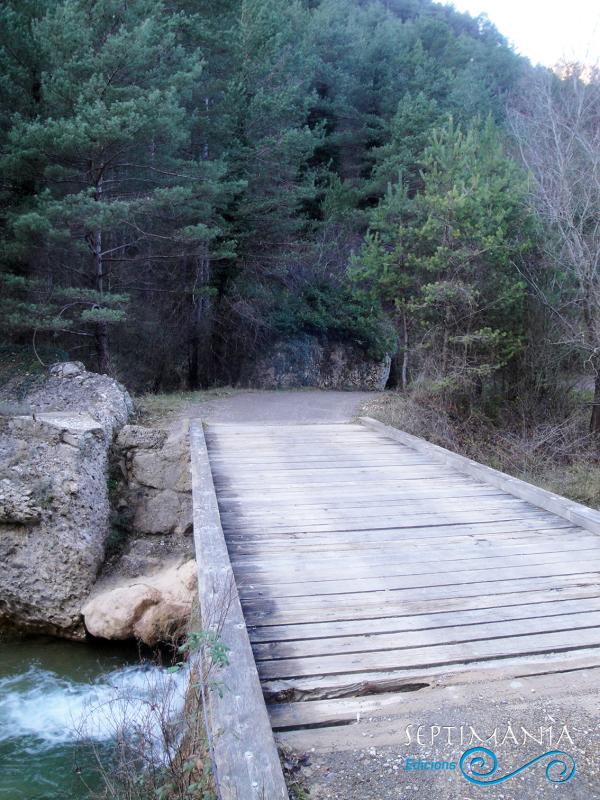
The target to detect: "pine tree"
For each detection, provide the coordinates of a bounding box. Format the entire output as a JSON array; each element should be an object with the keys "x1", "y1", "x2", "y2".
[
  {"x1": 354, "y1": 118, "x2": 532, "y2": 392},
  {"x1": 0, "y1": 0, "x2": 229, "y2": 375}
]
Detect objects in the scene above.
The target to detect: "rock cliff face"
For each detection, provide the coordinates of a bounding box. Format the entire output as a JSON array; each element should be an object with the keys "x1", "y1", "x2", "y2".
[
  {"x1": 243, "y1": 335, "x2": 391, "y2": 391},
  {"x1": 0, "y1": 363, "x2": 132, "y2": 638}
]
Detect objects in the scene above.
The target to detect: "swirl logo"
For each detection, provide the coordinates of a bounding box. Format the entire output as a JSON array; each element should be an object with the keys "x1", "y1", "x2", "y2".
[{"x1": 459, "y1": 747, "x2": 576, "y2": 785}]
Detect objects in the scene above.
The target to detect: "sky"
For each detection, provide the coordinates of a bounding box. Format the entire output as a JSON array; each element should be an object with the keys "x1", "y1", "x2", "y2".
[{"x1": 446, "y1": 0, "x2": 600, "y2": 67}]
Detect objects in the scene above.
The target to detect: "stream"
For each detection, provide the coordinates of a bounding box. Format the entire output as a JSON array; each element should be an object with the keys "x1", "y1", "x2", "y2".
[{"x1": 0, "y1": 637, "x2": 187, "y2": 800}]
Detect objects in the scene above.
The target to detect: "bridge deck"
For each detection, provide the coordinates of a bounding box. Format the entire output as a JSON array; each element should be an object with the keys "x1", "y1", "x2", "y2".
[{"x1": 204, "y1": 420, "x2": 600, "y2": 731}]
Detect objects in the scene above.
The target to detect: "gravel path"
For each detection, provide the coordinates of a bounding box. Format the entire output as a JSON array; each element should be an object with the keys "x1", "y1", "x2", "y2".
[{"x1": 280, "y1": 667, "x2": 600, "y2": 800}]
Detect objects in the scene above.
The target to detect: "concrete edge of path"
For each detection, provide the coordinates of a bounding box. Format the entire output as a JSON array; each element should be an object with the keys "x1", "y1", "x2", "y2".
[
  {"x1": 189, "y1": 419, "x2": 289, "y2": 800},
  {"x1": 360, "y1": 416, "x2": 600, "y2": 536}
]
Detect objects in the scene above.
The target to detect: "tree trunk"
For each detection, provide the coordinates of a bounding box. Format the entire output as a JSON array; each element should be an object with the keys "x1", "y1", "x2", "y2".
[
  {"x1": 590, "y1": 373, "x2": 600, "y2": 434},
  {"x1": 188, "y1": 295, "x2": 202, "y2": 390},
  {"x1": 92, "y1": 174, "x2": 110, "y2": 374},
  {"x1": 187, "y1": 106, "x2": 212, "y2": 390},
  {"x1": 95, "y1": 321, "x2": 110, "y2": 375},
  {"x1": 188, "y1": 247, "x2": 210, "y2": 390},
  {"x1": 401, "y1": 311, "x2": 409, "y2": 391}
]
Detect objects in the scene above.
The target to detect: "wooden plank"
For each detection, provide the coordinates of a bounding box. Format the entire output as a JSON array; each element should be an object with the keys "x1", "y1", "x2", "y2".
[
  {"x1": 262, "y1": 646, "x2": 600, "y2": 701},
  {"x1": 269, "y1": 692, "x2": 416, "y2": 730},
  {"x1": 228, "y1": 516, "x2": 576, "y2": 537},
  {"x1": 217, "y1": 487, "x2": 506, "y2": 507},
  {"x1": 207, "y1": 422, "x2": 366, "y2": 433},
  {"x1": 228, "y1": 531, "x2": 583, "y2": 559},
  {"x1": 190, "y1": 421, "x2": 288, "y2": 800},
  {"x1": 253, "y1": 609, "x2": 600, "y2": 661},
  {"x1": 209, "y1": 452, "x2": 431, "y2": 463},
  {"x1": 249, "y1": 595, "x2": 600, "y2": 643},
  {"x1": 230, "y1": 538, "x2": 583, "y2": 561},
  {"x1": 268, "y1": 657, "x2": 600, "y2": 726},
  {"x1": 220, "y1": 498, "x2": 536, "y2": 525},
  {"x1": 219, "y1": 492, "x2": 528, "y2": 514},
  {"x1": 257, "y1": 626, "x2": 600, "y2": 679},
  {"x1": 231, "y1": 539, "x2": 594, "y2": 572},
  {"x1": 238, "y1": 558, "x2": 600, "y2": 600},
  {"x1": 242, "y1": 575, "x2": 600, "y2": 625},
  {"x1": 226, "y1": 522, "x2": 580, "y2": 552},
  {"x1": 233, "y1": 546, "x2": 600, "y2": 585},
  {"x1": 360, "y1": 416, "x2": 600, "y2": 535},
  {"x1": 214, "y1": 475, "x2": 496, "y2": 499},
  {"x1": 213, "y1": 467, "x2": 456, "y2": 487},
  {"x1": 217, "y1": 484, "x2": 501, "y2": 505},
  {"x1": 223, "y1": 508, "x2": 554, "y2": 535}
]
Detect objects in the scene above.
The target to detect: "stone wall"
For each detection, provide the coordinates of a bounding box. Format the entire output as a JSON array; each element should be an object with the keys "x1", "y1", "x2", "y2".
[
  {"x1": 242, "y1": 335, "x2": 391, "y2": 391},
  {"x1": 115, "y1": 423, "x2": 192, "y2": 538}
]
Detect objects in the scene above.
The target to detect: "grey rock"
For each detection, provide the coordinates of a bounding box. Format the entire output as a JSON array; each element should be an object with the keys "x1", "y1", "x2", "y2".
[
  {"x1": 116, "y1": 424, "x2": 168, "y2": 450},
  {"x1": 49, "y1": 361, "x2": 86, "y2": 378},
  {"x1": 243, "y1": 335, "x2": 391, "y2": 391},
  {"x1": 128, "y1": 427, "x2": 191, "y2": 493},
  {"x1": 24, "y1": 362, "x2": 133, "y2": 439},
  {"x1": 117, "y1": 423, "x2": 193, "y2": 539},
  {"x1": 0, "y1": 478, "x2": 44, "y2": 524},
  {"x1": 0, "y1": 363, "x2": 132, "y2": 638},
  {"x1": 133, "y1": 489, "x2": 181, "y2": 534}
]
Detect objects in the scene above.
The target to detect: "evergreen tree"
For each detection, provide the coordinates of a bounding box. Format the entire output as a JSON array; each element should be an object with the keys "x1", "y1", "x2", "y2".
[
  {"x1": 355, "y1": 118, "x2": 532, "y2": 392},
  {"x1": 0, "y1": 0, "x2": 229, "y2": 375},
  {"x1": 0, "y1": 0, "x2": 535, "y2": 390}
]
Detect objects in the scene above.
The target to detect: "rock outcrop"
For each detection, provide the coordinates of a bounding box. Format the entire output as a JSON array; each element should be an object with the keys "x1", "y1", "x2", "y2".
[
  {"x1": 82, "y1": 559, "x2": 197, "y2": 645},
  {"x1": 0, "y1": 363, "x2": 132, "y2": 638},
  {"x1": 243, "y1": 335, "x2": 391, "y2": 391}
]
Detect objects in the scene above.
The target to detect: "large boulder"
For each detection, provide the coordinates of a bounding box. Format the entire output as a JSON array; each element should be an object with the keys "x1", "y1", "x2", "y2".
[
  {"x1": 82, "y1": 559, "x2": 197, "y2": 645},
  {"x1": 243, "y1": 335, "x2": 391, "y2": 391},
  {"x1": 0, "y1": 363, "x2": 132, "y2": 638}
]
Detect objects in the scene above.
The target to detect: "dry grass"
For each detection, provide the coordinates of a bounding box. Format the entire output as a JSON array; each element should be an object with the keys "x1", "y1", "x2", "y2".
[{"x1": 362, "y1": 388, "x2": 600, "y2": 510}]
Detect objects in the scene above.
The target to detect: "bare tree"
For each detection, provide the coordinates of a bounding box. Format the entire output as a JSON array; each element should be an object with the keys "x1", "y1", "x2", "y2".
[{"x1": 510, "y1": 64, "x2": 600, "y2": 430}]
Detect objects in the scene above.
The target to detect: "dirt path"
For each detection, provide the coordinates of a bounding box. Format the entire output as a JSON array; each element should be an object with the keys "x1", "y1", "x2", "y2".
[
  {"x1": 137, "y1": 388, "x2": 377, "y2": 429},
  {"x1": 184, "y1": 389, "x2": 375, "y2": 424}
]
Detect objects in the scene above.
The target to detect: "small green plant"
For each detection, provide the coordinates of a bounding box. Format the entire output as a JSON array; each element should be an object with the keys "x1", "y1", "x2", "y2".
[{"x1": 180, "y1": 631, "x2": 230, "y2": 667}]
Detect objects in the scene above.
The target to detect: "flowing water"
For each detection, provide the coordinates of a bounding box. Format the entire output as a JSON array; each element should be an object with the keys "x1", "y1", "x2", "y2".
[{"x1": 0, "y1": 637, "x2": 187, "y2": 800}]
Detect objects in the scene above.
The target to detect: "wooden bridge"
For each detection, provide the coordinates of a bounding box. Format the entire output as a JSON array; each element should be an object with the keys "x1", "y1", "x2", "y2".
[{"x1": 190, "y1": 417, "x2": 600, "y2": 799}]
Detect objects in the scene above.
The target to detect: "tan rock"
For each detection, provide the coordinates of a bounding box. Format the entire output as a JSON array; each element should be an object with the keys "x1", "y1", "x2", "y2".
[
  {"x1": 82, "y1": 583, "x2": 161, "y2": 640},
  {"x1": 134, "y1": 599, "x2": 191, "y2": 645},
  {"x1": 82, "y1": 559, "x2": 197, "y2": 645}
]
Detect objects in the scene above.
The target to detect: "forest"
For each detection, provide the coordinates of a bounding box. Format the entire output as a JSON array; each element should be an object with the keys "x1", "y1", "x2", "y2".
[{"x1": 1, "y1": 0, "x2": 600, "y2": 496}]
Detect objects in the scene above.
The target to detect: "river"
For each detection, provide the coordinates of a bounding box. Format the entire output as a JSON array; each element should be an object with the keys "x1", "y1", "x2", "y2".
[{"x1": 0, "y1": 637, "x2": 187, "y2": 800}]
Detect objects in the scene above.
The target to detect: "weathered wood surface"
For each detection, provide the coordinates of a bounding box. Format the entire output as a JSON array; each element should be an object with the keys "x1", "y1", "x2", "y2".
[
  {"x1": 203, "y1": 420, "x2": 600, "y2": 731},
  {"x1": 189, "y1": 421, "x2": 288, "y2": 800}
]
